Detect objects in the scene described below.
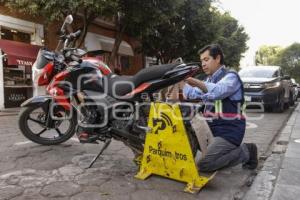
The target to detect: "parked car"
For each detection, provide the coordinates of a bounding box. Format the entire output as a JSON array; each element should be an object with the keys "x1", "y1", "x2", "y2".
[
  {"x1": 239, "y1": 66, "x2": 291, "y2": 112},
  {"x1": 290, "y1": 78, "x2": 298, "y2": 105}
]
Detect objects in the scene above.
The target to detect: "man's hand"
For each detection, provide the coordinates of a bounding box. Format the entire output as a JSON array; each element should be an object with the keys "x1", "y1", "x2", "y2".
[
  {"x1": 178, "y1": 81, "x2": 185, "y2": 90},
  {"x1": 185, "y1": 77, "x2": 199, "y2": 87},
  {"x1": 184, "y1": 77, "x2": 208, "y2": 93}
]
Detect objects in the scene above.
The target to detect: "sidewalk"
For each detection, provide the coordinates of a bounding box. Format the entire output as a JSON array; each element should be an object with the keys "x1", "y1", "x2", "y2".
[
  {"x1": 270, "y1": 103, "x2": 300, "y2": 200},
  {"x1": 0, "y1": 107, "x2": 20, "y2": 116},
  {"x1": 245, "y1": 103, "x2": 300, "y2": 200}
]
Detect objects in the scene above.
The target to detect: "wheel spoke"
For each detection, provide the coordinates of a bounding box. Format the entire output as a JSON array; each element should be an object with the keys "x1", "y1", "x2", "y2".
[
  {"x1": 28, "y1": 117, "x2": 45, "y2": 126},
  {"x1": 55, "y1": 128, "x2": 63, "y2": 136},
  {"x1": 37, "y1": 128, "x2": 47, "y2": 136}
]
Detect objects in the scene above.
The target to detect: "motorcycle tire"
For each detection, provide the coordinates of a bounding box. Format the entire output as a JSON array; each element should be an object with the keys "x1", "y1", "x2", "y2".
[{"x1": 18, "y1": 104, "x2": 77, "y2": 145}]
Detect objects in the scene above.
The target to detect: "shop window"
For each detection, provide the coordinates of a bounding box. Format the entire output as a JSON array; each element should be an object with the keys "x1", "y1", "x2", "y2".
[
  {"x1": 4, "y1": 67, "x2": 24, "y2": 86},
  {"x1": 3, "y1": 65, "x2": 33, "y2": 108},
  {"x1": 3, "y1": 64, "x2": 32, "y2": 87},
  {"x1": 0, "y1": 27, "x2": 31, "y2": 44}
]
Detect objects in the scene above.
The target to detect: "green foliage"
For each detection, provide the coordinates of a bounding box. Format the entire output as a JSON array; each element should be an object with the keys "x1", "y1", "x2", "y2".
[
  {"x1": 140, "y1": 1, "x2": 249, "y2": 66},
  {"x1": 120, "y1": 0, "x2": 183, "y2": 34},
  {"x1": 214, "y1": 12, "x2": 249, "y2": 70},
  {"x1": 256, "y1": 43, "x2": 300, "y2": 83},
  {"x1": 255, "y1": 45, "x2": 283, "y2": 65},
  {"x1": 140, "y1": 0, "x2": 219, "y2": 64},
  {"x1": 5, "y1": 0, "x2": 117, "y2": 22},
  {"x1": 276, "y1": 43, "x2": 300, "y2": 83},
  {"x1": 106, "y1": 0, "x2": 184, "y2": 66},
  {"x1": 181, "y1": 0, "x2": 220, "y2": 61}
]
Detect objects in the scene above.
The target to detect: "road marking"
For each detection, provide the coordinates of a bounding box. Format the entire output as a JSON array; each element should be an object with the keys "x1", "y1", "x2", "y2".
[
  {"x1": 14, "y1": 137, "x2": 79, "y2": 146},
  {"x1": 295, "y1": 139, "x2": 300, "y2": 143},
  {"x1": 70, "y1": 137, "x2": 79, "y2": 142},
  {"x1": 246, "y1": 122, "x2": 258, "y2": 129},
  {"x1": 14, "y1": 141, "x2": 32, "y2": 146}
]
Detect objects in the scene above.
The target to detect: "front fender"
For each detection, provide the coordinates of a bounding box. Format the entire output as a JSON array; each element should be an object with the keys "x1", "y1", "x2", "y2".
[{"x1": 21, "y1": 95, "x2": 53, "y2": 107}]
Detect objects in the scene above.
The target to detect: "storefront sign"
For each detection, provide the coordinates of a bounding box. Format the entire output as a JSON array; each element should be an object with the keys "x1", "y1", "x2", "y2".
[
  {"x1": 0, "y1": 39, "x2": 40, "y2": 66},
  {"x1": 16, "y1": 59, "x2": 33, "y2": 66},
  {"x1": 4, "y1": 87, "x2": 32, "y2": 108}
]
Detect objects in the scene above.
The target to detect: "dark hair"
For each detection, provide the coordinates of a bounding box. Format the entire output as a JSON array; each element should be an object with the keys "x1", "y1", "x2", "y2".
[{"x1": 198, "y1": 44, "x2": 225, "y2": 65}]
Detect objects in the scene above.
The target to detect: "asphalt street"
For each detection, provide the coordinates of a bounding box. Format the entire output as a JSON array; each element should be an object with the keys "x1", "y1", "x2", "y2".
[{"x1": 0, "y1": 105, "x2": 295, "y2": 200}]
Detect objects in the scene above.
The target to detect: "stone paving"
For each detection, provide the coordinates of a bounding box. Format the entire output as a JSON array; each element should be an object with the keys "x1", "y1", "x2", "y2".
[{"x1": 0, "y1": 106, "x2": 295, "y2": 200}]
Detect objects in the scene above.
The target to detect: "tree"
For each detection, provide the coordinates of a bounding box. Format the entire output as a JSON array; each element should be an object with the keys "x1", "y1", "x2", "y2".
[
  {"x1": 257, "y1": 43, "x2": 300, "y2": 83},
  {"x1": 106, "y1": 0, "x2": 184, "y2": 67},
  {"x1": 140, "y1": 1, "x2": 249, "y2": 67},
  {"x1": 181, "y1": 0, "x2": 220, "y2": 62},
  {"x1": 137, "y1": 2, "x2": 187, "y2": 64},
  {"x1": 255, "y1": 45, "x2": 283, "y2": 65},
  {"x1": 140, "y1": 0, "x2": 219, "y2": 64},
  {"x1": 276, "y1": 43, "x2": 300, "y2": 83},
  {"x1": 214, "y1": 12, "x2": 249, "y2": 70}
]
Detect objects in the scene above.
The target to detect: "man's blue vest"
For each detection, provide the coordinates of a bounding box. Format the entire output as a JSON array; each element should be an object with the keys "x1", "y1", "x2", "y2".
[{"x1": 204, "y1": 67, "x2": 246, "y2": 146}]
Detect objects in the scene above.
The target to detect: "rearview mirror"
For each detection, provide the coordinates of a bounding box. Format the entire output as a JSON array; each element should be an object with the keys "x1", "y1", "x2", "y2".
[
  {"x1": 61, "y1": 15, "x2": 73, "y2": 32},
  {"x1": 65, "y1": 15, "x2": 73, "y2": 24}
]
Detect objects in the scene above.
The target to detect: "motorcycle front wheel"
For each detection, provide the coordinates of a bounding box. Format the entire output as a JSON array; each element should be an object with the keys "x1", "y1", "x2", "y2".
[{"x1": 18, "y1": 103, "x2": 77, "y2": 145}]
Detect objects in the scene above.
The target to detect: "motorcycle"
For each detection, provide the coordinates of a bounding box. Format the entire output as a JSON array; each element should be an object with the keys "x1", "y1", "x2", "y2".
[
  {"x1": 18, "y1": 15, "x2": 111, "y2": 145},
  {"x1": 18, "y1": 15, "x2": 201, "y2": 167}
]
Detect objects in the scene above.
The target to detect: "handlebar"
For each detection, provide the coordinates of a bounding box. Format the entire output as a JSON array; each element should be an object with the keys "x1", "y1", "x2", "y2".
[
  {"x1": 59, "y1": 29, "x2": 82, "y2": 49},
  {"x1": 69, "y1": 30, "x2": 81, "y2": 39},
  {"x1": 74, "y1": 30, "x2": 81, "y2": 37}
]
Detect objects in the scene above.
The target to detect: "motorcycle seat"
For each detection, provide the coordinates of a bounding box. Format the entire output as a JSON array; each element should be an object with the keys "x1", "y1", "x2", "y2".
[{"x1": 107, "y1": 63, "x2": 179, "y2": 97}]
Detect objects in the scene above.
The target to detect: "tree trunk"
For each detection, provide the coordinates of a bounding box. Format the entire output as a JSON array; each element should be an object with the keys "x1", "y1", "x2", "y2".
[
  {"x1": 77, "y1": 12, "x2": 93, "y2": 48},
  {"x1": 109, "y1": 22, "x2": 127, "y2": 70},
  {"x1": 77, "y1": 23, "x2": 88, "y2": 48},
  {"x1": 156, "y1": 56, "x2": 160, "y2": 65}
]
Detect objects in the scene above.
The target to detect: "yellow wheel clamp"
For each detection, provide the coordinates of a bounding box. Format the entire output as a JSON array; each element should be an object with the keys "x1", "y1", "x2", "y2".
[{"x1": 135, "y1": 102, "x2": 216, "y2": 193}]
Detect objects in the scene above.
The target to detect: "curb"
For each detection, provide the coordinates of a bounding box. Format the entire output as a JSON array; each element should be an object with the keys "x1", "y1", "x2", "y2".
[
  {"x1": 270, "y1": 103, "x2": 300, "y2": 200},
  {"x1": 0, "y1": 112, "x2": 19, "y2": 117},
  {"x1": 0, "y1": 108, "x2": 20, "y2": 117}
]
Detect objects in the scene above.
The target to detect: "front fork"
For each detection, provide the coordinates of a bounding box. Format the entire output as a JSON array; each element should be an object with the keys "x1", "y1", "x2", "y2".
[
  {"x1": 44, "y1": 97, "x2": 72, "y2": 129},
  {"x1": 43, "y1": 99, "x2": 56, "y2": 129},
  {"x1": 45, "y1": 84, "x2": 74, "y2": 128}
]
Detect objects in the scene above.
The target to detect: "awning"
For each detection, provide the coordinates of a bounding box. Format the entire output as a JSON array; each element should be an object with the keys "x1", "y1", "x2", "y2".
[
  {"x1": 84, "y1": 32, "x2": 134, "y2": 56},
  {"x1": 0, "y1": 39, "x2": 41, "y2": 66}
]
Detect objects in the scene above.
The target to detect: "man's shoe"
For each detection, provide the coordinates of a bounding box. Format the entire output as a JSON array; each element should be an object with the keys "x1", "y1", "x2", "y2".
[{"x1": 243, "y1": 143, "x2": 258, "y2": 170}]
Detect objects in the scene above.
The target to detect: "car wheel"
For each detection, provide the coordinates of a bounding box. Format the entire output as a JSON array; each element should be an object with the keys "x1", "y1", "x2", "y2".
[
  {"x1": 264, "y1": 105, "x2": 273, "y2": 112},
  {"x1": 274, "y1": 96, "x2": 284, "y2": 113},
  {"x1": 284, "y1": 102, "x2": 289, "y2": 109},
  {"x1": 289, "y1": 93, "x2": 295, "y2": 106}
]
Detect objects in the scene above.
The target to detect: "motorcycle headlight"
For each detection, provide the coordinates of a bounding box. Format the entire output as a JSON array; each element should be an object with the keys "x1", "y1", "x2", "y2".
[{"x1": 264, "y1": 82, "x2": 280, "y2": 88}]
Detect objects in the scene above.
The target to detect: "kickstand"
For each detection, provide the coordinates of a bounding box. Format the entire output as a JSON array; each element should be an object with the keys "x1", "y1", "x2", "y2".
[{"x1": 86, "y1": 139, "x2": 112, "y2": 169}]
